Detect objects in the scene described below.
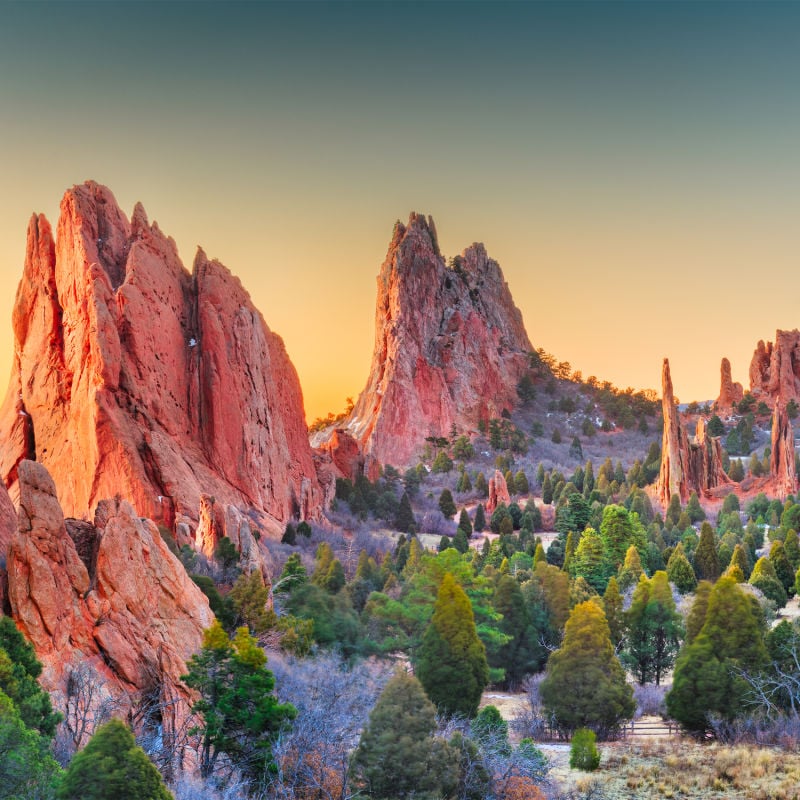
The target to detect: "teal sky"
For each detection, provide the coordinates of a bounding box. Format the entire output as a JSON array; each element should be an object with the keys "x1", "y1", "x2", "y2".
[{"x1": 1, "y1": 1, "x2": 800, "y2": 419}]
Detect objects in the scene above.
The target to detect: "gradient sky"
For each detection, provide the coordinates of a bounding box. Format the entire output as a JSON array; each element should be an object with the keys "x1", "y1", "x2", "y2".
[{"x1": 1, "y1": 1, "x2": 799, "y2": 421}]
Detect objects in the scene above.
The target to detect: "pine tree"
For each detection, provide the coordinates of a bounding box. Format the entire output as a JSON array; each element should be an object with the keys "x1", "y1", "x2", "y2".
[
  {"x1": 395, "y1": 492, "x2": 415, "y2": 532},
  {"x1": 474, "y1": 504, "x2": 486, "y2": 533},
  {"x1": 281, "y1": 523, "x2": 297, "y2": 545},
  {"x1": 533, "y1": 542, "x2": 547, "y2": 567},
  {"x1": 415, "y1": 574, "x2": 489, "y2": 717},
  {"x1": 784, "y1": 528, "x2": 800, "y2": 569},
  {"x1": 666, "y1": 543, "x2": 697, "y2": 594},
  {"x1": 616, "y1": 545, "x2": 645, "y2": 591},
  {"x1": 57, "y1": 719, "x2": 171, "y2": 800},
  {"x1": 494, "y1": 574, "x2": 539, "y2": 687},
  {"x1": 452, "y1": 528, "x2": 470, "y2": 554},
  {"x1": 728, "y1": 543, "x2": 751, "y2": 581},
  {"x1": 542, "y1": 474, "x2": 553, "y2": 505},
  {"x1": 350, "y1": 671, "x2": 459, "y2": 800},
  {"x1": 514, "y1": 470, "x2": 530, "y2": 495},
  {"x1": 439, "y1": 489, "x2": 457, "y2": 519},
  {"x1": 570, "y1": 528, "x2": 610, "y2": 593},
  {"x1": 686, "y1": 491, "x2": 705, "y2": 523},
  {"x1": 475, "y1": 472, "x2": 489, "y2": 498},
  {"x1": 685, "y1": 581, "x2": 713, "y2": 644},
  {"x1": 600, "y1": 505, "x2": 644, "y2": 575},
  {"x1": 458, "y1": 508, "x2": 473, "y2": 537},
  {"x1": 749, "y1": 556, "x2": 788, "y2": 606},
  {"x1": 769, "y1": 541, "x2": 795, "y2": 595},
  {"x1": 562, "y1": 531, "x2": 576, "y2": 573},
  {"x1": 540, "y1": 601, "x2": 634, "y2": 736},
  {"x1": 693, "y1": 522, "x2": 720, "y2": 582},
  {"x1": 582, "y1": 460, "x2": 595, "y2": 496}
]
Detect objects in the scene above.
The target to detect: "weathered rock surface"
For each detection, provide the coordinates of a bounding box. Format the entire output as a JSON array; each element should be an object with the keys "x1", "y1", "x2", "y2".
[
  {"x1": 716, "y1": 357, "x2": 743, "y2": 410},
  {"x1": 6, "y1": 460, "x2": 213, "y2": 711},
  {"x1": 769, "y1": 404, "x2": 797, "y2": 500},
  {"x1": 340, "y1": 213, "x2": 532, "y2": 469},
  {"x1": 486, "y1": 470, "x2": 511, "y2": 514},
  {"x1": 0, "y1": 182, "x2": 322, "y2": 537},
  {"x1": 749, "y1": 330, "x2": 800, "y2": 405},
  {"x1": 0, "y1": 479, "x2": 15, "y2": 557},
  {"x1": 657, "y1": 359, "x2": 732, "y2": 506},
  {"x1": 318, "y1": 428, "x2": 364, "y2": 482}
]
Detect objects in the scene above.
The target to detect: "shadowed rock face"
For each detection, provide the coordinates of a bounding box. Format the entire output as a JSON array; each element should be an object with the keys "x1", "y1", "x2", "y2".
[
  {"x1": 6, "y1": 460, "x2": 213, "y2": 728},
  {"x1": 657, "y1": 359, "x2": 731, "y2": 506},
  {"x1": 0, "y1": 181, "x2": 322, "y2": 537},
  {"x1": 770, "y1": 404, "x2": 797, "y2": 500},
  {"x1": 749, "y1": 330, "x2": 800, "y2": 405},
  {"x1": 343, "y1": 213, "x2": 532, "y2": 471}
]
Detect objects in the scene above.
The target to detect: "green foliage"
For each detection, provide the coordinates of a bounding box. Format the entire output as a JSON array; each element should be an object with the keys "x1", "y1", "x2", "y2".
[
  {"x1": 686, "y1": 491, "x2": 706, "y2": 522},
  {"x1": 693, "y1": 522, "x2": 720, "y2": 582},
  {"x1": 57, "y1": 719, "x2": 171, "y2": 800},
  {"x1": 297, "y1": 520, "x2": 312, "y2": 538},
  {"x1": 514, "y1": 470, "x2": 530, "y2": 495},
  {"x1": 415, "y1": 574, "x2": 489, "y2": 718},
  {"x1": 213, "y1": 536, "x2": 240, "y2": 573},
  {"x1": 229, "y1": 571, "x2": 272, "y2": 633},
  {"x1": 452, "y1": 435, "x2": 475, "y2": 461},
  {"x1": 749, "y1": 555, "x2": 788, "y2": 607},
  {"x1": 540, "y1": 601, "x2": 635, "y2": 737},
  {"x1": 667, "y1": 576, "x2": 768, "y2": 733},
  {"x1": 0, "y1": 691, "x2": 61, "y2": 800},
  {"x1": 277, "y1": 552, "x2": 308, "y2": 592},
  {"x1": 569, "y1": 528, "x2": 610, "y2": 594},
  {"x1": 395, "y1": 492, "x2": 416, "y2": 532},
  {"x1": 493, "y1": 575, "x2": 542, "y2": 687},
  {"x1": 432, "y1": 451, "x2": 454, "y2": 473},
  {"x1": 666, "y1": 543, "x2": 697, "y2": 594},
  {"x1": 281, "y1": 523, "x2": 296, "y2": 545},
  {"x1": 621, "y1": 572, "x2": 683, "y2": 686},
  {"x1": 191, "y1": 574, "x2": 236, "y2": 629},
  {"x1": 0, "y1": 617, "x2": 61, "y2": 737},
  {"x1": 181, "y1": 622, "x2": 296, "y2": 783},
  {"x1": 474, "y1": 504, "x2": 486, "y2": 532},
  {"x1": 569, "y1": 728, "x2": 600, "y2": 771},
  {"x1": 602, "y1": 577, "x2": 625, "y2": 649},
  {"x1": 600, "y1": 505, "x2": 645, "y2": 575},
  {"x1": 769, "y1": 540, "x2": 795, "y2": 595},
  {"x1": 707, "y1": 415, "x2": 725, "y2": 437},
  {"x1": 569, "y1": 436, "x2": 583, "y2": 460},
  {"x1": 438, "y1": 489, "x2": 457, "y2": 519},
  {"x1": 616, "y1": 545, "x2": 645, "y2": 591},
  {"x1": 350, "y1": 671, "x2": 459, "y2": 800},
  {"x1": 471, "y1": 705, "x2": 510, "y2": 752}
]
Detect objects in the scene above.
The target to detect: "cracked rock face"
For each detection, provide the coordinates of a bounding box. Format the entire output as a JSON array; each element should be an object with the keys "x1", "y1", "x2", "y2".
[
  {"x1": 749, "y1": 330, "x2": 800, "y2": 406},
  {"x1": 6, "y1": 460, "x2": 213, "y2": 712},
  {"x1": 341, "y1": 213, "x2": 532, "y2": 470},
  {"x1": 0, "y1": 181, "x2": 322, "y2": 537}
]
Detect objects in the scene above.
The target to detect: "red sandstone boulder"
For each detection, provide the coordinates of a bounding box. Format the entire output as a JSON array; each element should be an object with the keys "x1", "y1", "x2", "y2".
[
  {"x1": 337, "y1": 213, "x2": 532, "y2": 468},
  {"x1": 0, "y1": 182, "x2": 322, "y2": 538}
]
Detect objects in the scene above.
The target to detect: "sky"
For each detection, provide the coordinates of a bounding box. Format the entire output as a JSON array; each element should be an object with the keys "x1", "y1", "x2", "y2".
[{"x1": 1, "y1": 0, "x2": 799, "y2": 421}]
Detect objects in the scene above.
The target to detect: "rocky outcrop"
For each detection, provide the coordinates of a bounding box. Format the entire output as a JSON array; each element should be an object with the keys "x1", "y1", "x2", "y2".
[
  {"x1": 317, "y1": 428, "x2": 364, "y2": 482},
  {"x1": 749, "y1": 330, "x2": 800, "y2": 405},
  {"x1": 657, "y1": 359, "x2": 732, "y2": 506},
  {"x1": 0, "y1": 182, "x2": 322, "y2": 537},
  {"x1": 769, "y1": 404, "x2": 797, "y2": 500},
  {"x1": 0, "y1": 480, "x2": 15, "y2": 557},
  {"x1": 6, "y1": 460, "x2": 213, "y2": 716},
  {"x1": 486, "y1": 470, "x2": 511, "y2": 514},
  {"x1": 340, "y1": 213, "x2": 532, "y2": 469},
  {"x1": 716, "y1": 357, "x2": 743, "y2": 410}
]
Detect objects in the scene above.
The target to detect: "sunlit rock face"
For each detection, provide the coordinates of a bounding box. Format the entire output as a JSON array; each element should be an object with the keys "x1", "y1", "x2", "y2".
[
  {"x1": 749, "y1": 329, "x2": 800, "y2": 406},
  {"x1": 0, "y1": 181, "x2": 323, "y2": 538},
  {"x1": 342, "y1": 213, "x2": 532, "y2": 472}
]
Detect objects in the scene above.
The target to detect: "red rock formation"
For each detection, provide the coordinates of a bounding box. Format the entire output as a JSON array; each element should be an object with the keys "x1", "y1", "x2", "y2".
[
  {"x1": 749, "y1": 330, "x2": 800, "y2": 405},
  {"x1": 0, "y1": 182, "x2": 322, "y2": 537},
  {"x1": 769, "y1": 404, "x2": 797, "y2": 500},
  {"x1": 6, "y1": 460, "x2": 213, "y2": 714},
  {"x1": 0, "y1": 479, "x2": 14, "y2": 558},
  {"x1": 340, "y1": 213, "x2": 532, "y2": 469},
  {"x1": 657, "y1": 359, "x2": 732, "y2": 507},
  {"x1": 716, "y1": 357, "x2": 743, "y2": 410},
  {"x1": 486, "y1": 470, "x2": 511, "y2": 514},
  {"x1": 317, "y1": 428, "x2": 364, "y2": 482}
]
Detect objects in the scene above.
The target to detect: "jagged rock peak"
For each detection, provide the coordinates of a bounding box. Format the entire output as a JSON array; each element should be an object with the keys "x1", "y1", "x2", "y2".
[
  {"x1": 341, "y1": 213, "x2": 532, "y2": 470},
  {"x1": 716, "y1": 357, "x2": 743, "y2": 410},
  {"x1": 770, "y1": 403, "x2": 797, "y2": 500},
  {"x1": 749, "y1": 329, "x2": 800, "y2": 405},
  {"x1": 0, "y1": 181, "x2": 323, "y2": 536}
]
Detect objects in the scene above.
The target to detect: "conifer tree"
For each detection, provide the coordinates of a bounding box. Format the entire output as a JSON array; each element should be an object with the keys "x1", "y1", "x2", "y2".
[
  {"x1": 494, "y1": 574, "x2": 539, "y2": 687},
  {"x1": 533, "y1": 542, "x2": 547, "y2": 567},
  {"x1": 693, "y1": 522, "x2": 720, "y2": 582},
  {"x1": 665, "y1": 495, "x2": 682, "y2": 528},
  {"x1": 749, "y1": 555, "x2": 788, "y2": 607},
  {"x1": 562, "y1": 530, "x2": 576, "y2": 573},
  {"x1": 728, "y1": 543, "x2": 751, "y2": 581},
  {"x1": 540, "y1": 601, "x2": 634, "y2": 736},
  {"x1": 784, "y1": 528, "x2": 800, "y2": 569},
  {"x1": 415, "y1": 574, "x2": 489, "y2": 717},
  {"x1": 686, "y1": 491, "x2": 705, "y2": 523},
  {"x1": 542, "y1": 474, "x2": 553, "y2": 505},
  {"x1": 350, "y1": 671, "x2": 458, "y2": 800},
  {"x1": 439, "y1": 489, "x2": 457, "y2": 519},
  {"x1": 458, "y1": 508, "x2": 473, "y2": 537},
  {"x1": 395, "y1": 492, "x2": 416, "y2": 532},
  {"x1": 452, "y1": 528, "x2": 470, "y2": 554},
  {"x1": 475, "y1": 472, "x2": 489, "y2": 498},
  {"x1": 616, "y1": 545, "x2": 645, "y2": 591},
  {"x1": 569, "y1": 528, "x2": 610, "y2": 593},
  {"x1": 769, "y1": 541, "x2": 795, "y2": 595},
  {"x1": 602, "y1": 576, "x2": 625, "y2": 650},
  {"x1": 600, "y1": 505, "x2": 644, "y2": 574},
  {"x1": 582, "y1": 460, "x2": 595, "y2": 496},
  {"x1": 474, "y1": 504, "x2": 487, "y2": 532},
  {"x1": 57, "y1": 719, "x2": 171, "y2": 800},
  {"x1": 666, "y1": 543, "x2": 697, "y2": 594},
  {"x1": 514, "y1": 470, "x2": 530, "y2": 496}
]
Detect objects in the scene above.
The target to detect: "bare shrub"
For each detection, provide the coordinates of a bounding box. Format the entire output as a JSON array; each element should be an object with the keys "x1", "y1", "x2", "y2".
[{"x1": 633, "y1": 683, "x2": 667, "y2": 719}]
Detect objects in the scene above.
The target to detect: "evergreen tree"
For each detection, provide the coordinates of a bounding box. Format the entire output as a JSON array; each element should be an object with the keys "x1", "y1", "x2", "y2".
[
  {"x1": 769, "y1": 541, "x2": 795, "y2": 595},
  {"x1": 415, "y1": 574, "x2": 489, "y2": 717},
  {"x1": 666, "y1": 543, "x2": 697, "y2": 594},
  {"x1": 281, "y1": 523, "x2": 297, "y2": 545},
  {"x1": 569, "y1": 436, "x2": 583, "y2": 460},
  {"x1": 784, "y1": 528, "x2": 800, "y2": 569},
  {"x1": 686, "y1": 491, "x2": 705, "y2": 523},
  {"x1": 693, "y1": 522, "x2": 720, "y2": 582},
  {"x1": 57, "y1": 719, "x2": 171, "y2": 800},
  {"x1": 685, "y1": 581, "x2": 713, "y2": 644},
  {"x1": 749, "y1": 556, "x2": 788, "y2": 607},
  {"x1": 582, "y1": 460, "x2": 595, "y2": 496},
  {"x1": 395, "y1": 492, "x2": 416, "y2": 532},
  {"x1": 312, "y1": 542, "x2": 334, "y2": 587},
  {"x1": 729, "y1": 543, "x2": 751, "y2": 581},
  {"x1": 562, "y1": 531, "x2": 576, "y2": 574},
  {"x1": 540, "y1": 602, "x2": 635, "y2": 737},
  {"x1": 350, "y1": 671, "x2": 458, "y2": 800},
  {"x1": 665, "y1": 495, "x2": 682, "y2": 529},
  {"x1": 600, "y1": 505, "x2": 644, "y2": 575},
  {"x1": 182, "y1": 622, "x2": 296, "y2": 782},
  {"x1": 473, "y1": 504, "x2": 486, "y2": 533},
  {"x1": 514, "y1": 470, "x2": 530, "y2": 495},
  {"x1": 542, "y1": 474, "x2": 553, "y2": 504},
  {"x1": 458, "y1": 508, "x2": 473, "y2": 537},
  {"x1": 475, "y1": 472, "x2": 489, "y2": 498},
  {"x1": 439, "y1": 489, "x2": 457, "y2": 519},
  {"x1": 533, "y1": 542, "x2": 547, "y2": 567},
  {"x1": 452, "y1": 528, "x2": 470, "y2": 554},
  {"x1": 229, "y1": 571, "x2": 272, "y2": 633},
  {"x1": 439, "y1": 535, "x2": 452, "y2": 552},
  {"x1": 494, "y1": 575, "x2": 540, "y2": 687},
  {"x1": 616, "y1": 545, "x2": 645, "y2": 591},
  {"x1": 277, "y1": 553, "x2": 307, "y2": 593},
  {"x1": 569, "y1": 528, "x2": 610, "y2": 593},
  {"x1": 667, "y1": 577, "x2": 767, "y2": 733}
]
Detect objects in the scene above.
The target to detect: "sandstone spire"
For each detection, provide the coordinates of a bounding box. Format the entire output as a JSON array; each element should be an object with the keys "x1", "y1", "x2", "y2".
[
  {"x1": 770, "y1": 403, "x2": 797, "y2": 500},
  {"x1": 0, "y1": 181, "x2": 323, "y2": 536},
  {"x1": 749, "y1": 330, "x2": 800, "y2": 405},
  {"x1": 716, "y1": 357, "x2": 743, "y2": 410},
  {"x1": 342, "y1": 213, "x2": 532, "y2": 470}
]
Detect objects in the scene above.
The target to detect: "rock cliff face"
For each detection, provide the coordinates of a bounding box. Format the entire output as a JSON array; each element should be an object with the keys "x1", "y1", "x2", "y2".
[
  {"x1": 749, "y1": 330, "x2": 800, "y2": 405},
  {"x1": 657, "y1": 359, "x2": 731, "y2": 506},
  {"x1": 0, "y1": 182, "x2": 322, "y2": 537},
  {"x1": 342, "y1": 213, "x2": 532, "y2": 470},
  {"x1": 716, "y1": 357, "x2": 743, "y2": 410},
  {"x1": 769, "y1": 404, "x2": 797, "y2": 500},
  {"x1": 6, "y1": 460, "x2": 213, "y2": 721}
]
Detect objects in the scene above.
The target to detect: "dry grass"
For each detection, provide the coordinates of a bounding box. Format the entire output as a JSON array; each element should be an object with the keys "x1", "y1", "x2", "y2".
[{"x1": 559, "y1": 739, "x2": 800, "y2": 800}]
